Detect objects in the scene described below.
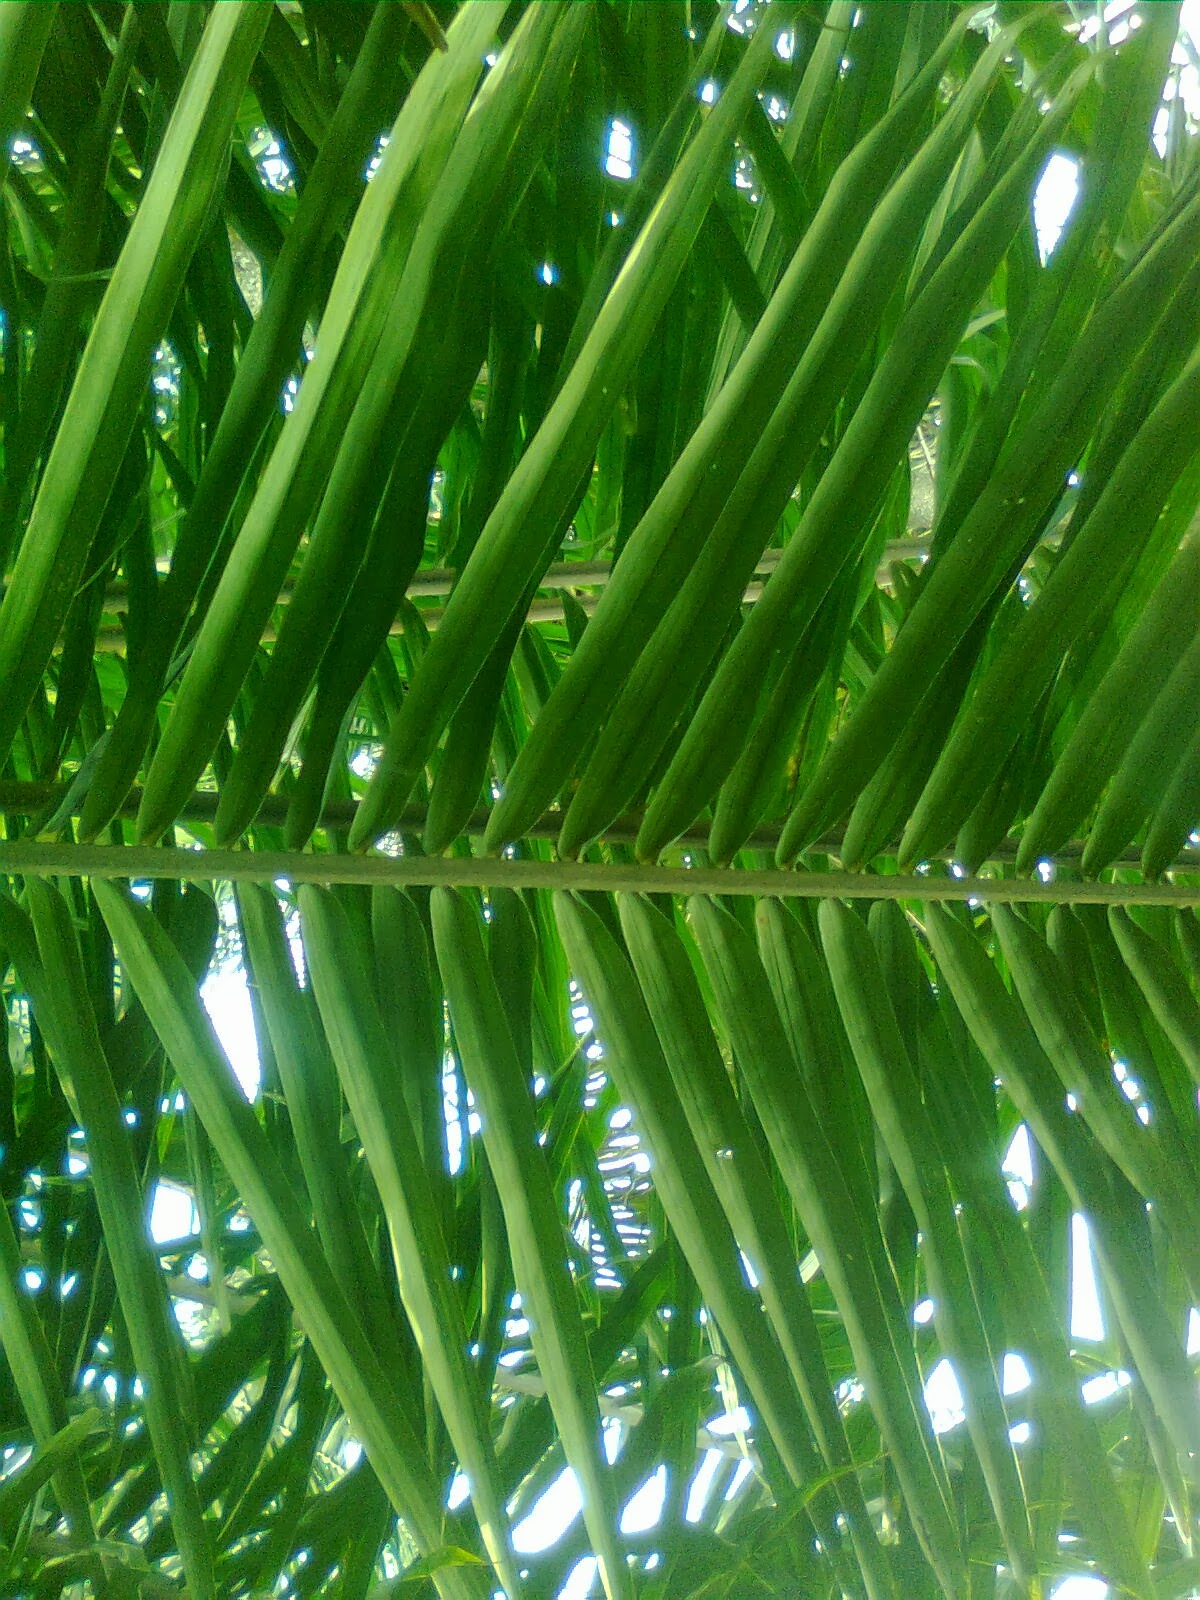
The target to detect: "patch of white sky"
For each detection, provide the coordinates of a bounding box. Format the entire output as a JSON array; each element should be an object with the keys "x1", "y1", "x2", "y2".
[
  {"x1": 604, "y1": 118, "x2": 634, "y2": 181},
  {"x1": 247, "y1": 126, "x2": 295, "y2": 196},
  {"x1": 201, "y1": 963, "x2": 259, "y2": 1099},
  {"x1": 1033, "y1": 151, "x2": 1081, "y2": 264}
]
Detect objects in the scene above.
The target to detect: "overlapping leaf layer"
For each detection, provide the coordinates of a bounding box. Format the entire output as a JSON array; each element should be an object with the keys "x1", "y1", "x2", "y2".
[
  {"x1": 0, "y1": 0, "x2": 1196, "y2": 876},
  {"x1": 4, "y1": 876, "x2": 1200, "y2": 1596},
  {"x1": 2, "y1": 2, "x2": 1200, "y2": 1596}
]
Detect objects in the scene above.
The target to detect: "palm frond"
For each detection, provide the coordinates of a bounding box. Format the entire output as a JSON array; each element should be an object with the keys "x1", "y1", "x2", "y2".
[{"x1": 3, "y1": 3, "x2": 1200, "y2": 1596}]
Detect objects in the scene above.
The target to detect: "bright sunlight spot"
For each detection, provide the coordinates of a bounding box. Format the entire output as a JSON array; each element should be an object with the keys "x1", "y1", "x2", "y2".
[
  {"x1": 620, "y1": 1466, "x2": 667, "y2": 1534},
  {"x1": 1052, "y1": 1577, "x2": 1108, "y2": 1600},
  {"x1": 924, "y1": 1358, "x2": 966, "y2": 1433},
  {"x1": 1003, "y1": 1354, "x2": 1032, "y2": 1396},
  {"x1": 1070, "y1": 1214, "x2": 1105, "y2": 1340},
  {"x1": 447, "y1": 1472, "x2": 471, "y2": 1511},
  {"x1": 559, "y1": 1557, "x2": 598, "y2": 1600},
  {"x1": 201, "y1": 965, "x2": 261, "y2": 1099},
  {"x1": 1034, "y1": 153, "x2": 1081, "y2": 263},
  {"x1": 150, "y1": 1183, "x2": 198, "y2": 1245},
  {"x1": 705, "y1": 1406, "x2": 752, "y2": 1436},
  {"x1": 512, "y1": 1469, "x2": 582, "y2": 1553},
  {"x1": 1003, "y1": 1122, "x2": 1033, "y2": 1210},
  {"x1": 605, "y1": 119, "x2": 634, "y2": 180},
  {"x1": 685, "y1": 1450, "x2": 724, "y2": 1523},
  {"x1": 1081, "y1": 1370, "x2": 1132, "y2": 1405}
]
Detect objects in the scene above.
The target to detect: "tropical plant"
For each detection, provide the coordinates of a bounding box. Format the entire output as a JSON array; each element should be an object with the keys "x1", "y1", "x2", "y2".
[{"x1": 1, "y1": 2, "x2": 1199, "y2": 1597}]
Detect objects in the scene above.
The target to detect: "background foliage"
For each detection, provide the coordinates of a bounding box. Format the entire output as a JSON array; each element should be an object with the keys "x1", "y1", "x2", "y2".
[{"x1": 2, "y1": 2, "x2": 1200, "y2": 1597}]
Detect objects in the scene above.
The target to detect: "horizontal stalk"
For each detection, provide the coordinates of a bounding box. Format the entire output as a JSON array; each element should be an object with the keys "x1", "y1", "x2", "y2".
[
  {"x1": 0, "y1": 841, "x2": 1195, "y2": 905},
  {"x1": 93, "y1": 539, "x2": 934, "y2": 650}
]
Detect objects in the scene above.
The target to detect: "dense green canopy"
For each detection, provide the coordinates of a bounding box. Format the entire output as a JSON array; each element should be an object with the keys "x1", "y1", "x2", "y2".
[{"x1": 1, "y1": 2, "x2": 1199, "y2": 1597}]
